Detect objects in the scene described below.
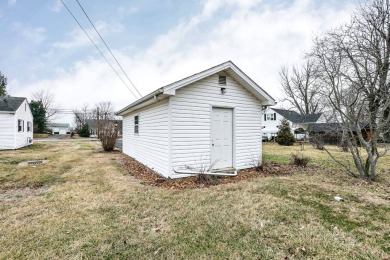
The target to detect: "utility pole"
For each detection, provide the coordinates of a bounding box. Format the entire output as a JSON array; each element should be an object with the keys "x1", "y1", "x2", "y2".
[{"x1": 97, "y1": 107, "x2": 100, "y2": 139}]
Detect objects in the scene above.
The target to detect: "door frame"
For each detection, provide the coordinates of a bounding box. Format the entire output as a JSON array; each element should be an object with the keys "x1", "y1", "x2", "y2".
[{"x1": 210, "y1": 105, "x2": 236, "y2": 169}]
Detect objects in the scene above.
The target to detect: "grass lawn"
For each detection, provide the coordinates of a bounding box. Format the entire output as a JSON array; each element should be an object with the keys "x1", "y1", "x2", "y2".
[{"x1": 0, "y1": 142, "x2": 389, "y2": 259}]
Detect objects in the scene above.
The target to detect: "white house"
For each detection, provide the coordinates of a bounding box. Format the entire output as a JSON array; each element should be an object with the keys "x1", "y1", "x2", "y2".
[
  {"x1": 0, "y1": 96, "x2": 33, "y2": 150},
  {"x1": 262, "y1": 108, "x2": 325, "y2": 140},
  {"x1": 47, "y1": 123, "x2": 71, "y2": 135},
  {"x1": 117, "y1": 61, "x2": 276, "y2": 178}
]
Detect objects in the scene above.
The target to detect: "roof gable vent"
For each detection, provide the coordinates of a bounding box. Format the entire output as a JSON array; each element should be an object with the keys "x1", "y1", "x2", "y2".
[{"x1": 218, "y1": 75, "x2": 226, "y2": 85}]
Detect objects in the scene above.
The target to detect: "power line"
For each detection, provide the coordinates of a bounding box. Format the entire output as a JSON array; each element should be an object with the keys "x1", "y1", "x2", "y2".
[
  {"x1": 60, "y1": 0, "x2": 139, "y2": 99},
  {"x1": 75, "y1": 0, "x2": 142, "y2": 98}
]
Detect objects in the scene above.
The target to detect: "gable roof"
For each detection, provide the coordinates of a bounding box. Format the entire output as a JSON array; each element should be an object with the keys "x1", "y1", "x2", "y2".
[
  {"x1": 47, "y1": 123, "x2": 70, "y2": 128},
  {"x1": 306, "y1": 123, "x2": 343, "y2": 133},
  {"x1": 307, "y1": 122, "x2": 369, "y2": 133},
  {"x1": 272, "y1": 108, "x2": 322, "y2": 123},
  {"x1": 116, "y1": 61, "x2": 276, "y2": 116},
  {"x1": 0, "y1": 96, "x2": 26, "y2": 112}
]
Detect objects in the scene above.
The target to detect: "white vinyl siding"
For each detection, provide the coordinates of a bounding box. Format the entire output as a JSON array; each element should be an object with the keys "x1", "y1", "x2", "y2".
[
  {"x1": 0, "y1": 114, "x2": 15, "y2": 149},
  {"x1": 122, "y1": 99, "x2": 169, "y2": 176},
  {"x1": 14, "y1": 100, "x2": 33, "y2": 149},
  {"x1": 169, "y1": 74, "x2": 262, "y2": 177},
  {"x1": 0, "y1": 99, "x2": 33, "y2": 150},
  {"x1": 262, "y1": 108, "x2": 283, "y2": 138}
]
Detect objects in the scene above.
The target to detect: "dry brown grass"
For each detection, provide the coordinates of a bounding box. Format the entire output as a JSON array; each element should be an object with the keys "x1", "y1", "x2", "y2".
[{"x1": 0, "y1": 141, "x2": 389, "y2": 259}]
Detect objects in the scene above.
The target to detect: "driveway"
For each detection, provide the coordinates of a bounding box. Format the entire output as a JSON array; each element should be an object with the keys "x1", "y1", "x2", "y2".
[
  {"x1": 115, "y1": 139, "x2": 122, "y2": 150},
  {"x1": 35, "y1": 136, "x2": 99, "y2": 142}
]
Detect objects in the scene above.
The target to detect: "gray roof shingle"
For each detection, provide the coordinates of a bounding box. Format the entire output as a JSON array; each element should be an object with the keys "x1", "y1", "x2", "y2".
[
  {"x1": 272, "y1": 108, "x2": 322, "y2": 123},
  {"x1": 0, "y1": 96, "x2": 26, "y2": 112},
  {"x1": 307, "y1": 122, "x2": 369, "y2": 133},
  {"x1": 47, "y1": 123, "x2": 70, "y2": 128}
]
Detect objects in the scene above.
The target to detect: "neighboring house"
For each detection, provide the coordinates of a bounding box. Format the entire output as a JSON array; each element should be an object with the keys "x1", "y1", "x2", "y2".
[
  {"x1": 0, "y1": 96, "x2": 33, "y2": 150},
  {"x1": 47, "y1": 123, "x2": 71, "y2": 135},
  {"x1": 306, "y1": 122, "x2": 371, "y2": 145},
  {"x1": 262, "y1": 108, "x2": 325, "y2": 140},
  {"x1": 117, "y1": 61, "x2": 276, "y2": 179},
  {"x1": 85, "y1": 119, "x2": 123, "y2": 137}
]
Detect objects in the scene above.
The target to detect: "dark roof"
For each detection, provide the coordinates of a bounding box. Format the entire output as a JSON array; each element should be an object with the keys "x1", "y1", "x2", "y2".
[
  {"x1": 307, "y1": 122, "x2": 369, "y2": 133},
  {"x1": 85, "y1": 119, "x2": 96, "y2": 128},
  {"x1": 272, "y1": 108, "x2": 322, "y2": 123},
  {"x1": 0, "y1": 96, "x2": 26, "y2": 112},
  {"x1": 85, "y1": 119, "x2": 122, "y2": 128},
  {"x1": 306, "y1": 123, "x2": 343, "y2": 133},
  {"x1": 47, "y1": 123, "x2": 70, "y2": 128}
]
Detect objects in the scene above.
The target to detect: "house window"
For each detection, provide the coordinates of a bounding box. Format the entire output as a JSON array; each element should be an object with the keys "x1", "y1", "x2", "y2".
[
  {"x1": 134, "y1": 115, "x2": 139, "y2": 134},
  {"x1": 218, "y1": 75, "x2": 226, "y2": 85},
  {"x1": 266, "y1": 113, "x2": 277, "y2": 121},
  {"x1": 18, "y1": 119, "x2": 24, "y2": 132},
  {"x1": 27, "y1": 121, "x2": 32, "y2": 132}
]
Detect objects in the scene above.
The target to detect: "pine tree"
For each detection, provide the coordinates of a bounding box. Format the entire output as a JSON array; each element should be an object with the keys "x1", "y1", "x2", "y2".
[
  {"x1": 30, "y1": 100, "x2": 46, "y2": 133},
  {"x1": 78, "y1": 123, "x2": 90, "y2": 137},
  {"x1": 276, "y1": 118, "x2": 296, "y2": 146},
  {"x1": 0, "y1": 71, "x2": 7, "y2": 96}
]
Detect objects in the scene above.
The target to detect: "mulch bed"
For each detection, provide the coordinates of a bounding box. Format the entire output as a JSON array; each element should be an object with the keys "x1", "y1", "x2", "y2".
[{"x1": 118, "y1": 154, "x2": 308, "y2": 190}]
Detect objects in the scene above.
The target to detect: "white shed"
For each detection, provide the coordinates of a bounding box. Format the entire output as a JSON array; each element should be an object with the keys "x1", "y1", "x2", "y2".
[
  {"x1": 0, "y1": 96, "x2": 33, "y2": 150},
  {"x1": 117, "y1": 61, "x2": 276, "y2": 178},
  {"x1": 47, "y1": 123, "x2": 71, "y2": 135}
]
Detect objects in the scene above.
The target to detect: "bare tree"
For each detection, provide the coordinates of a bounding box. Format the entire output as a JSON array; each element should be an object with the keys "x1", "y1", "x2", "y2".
[
  {"x1": 93, "y1": 102, "x2": 119, "y2": 151},
  {"x1": 73, "y1": 104, "x2": 93, "y2": 131},
  {"x1": 32, "y1": 90, "x2": 60, "y2": 123},
  {"x1": 100, "y1": 120, "x2": 119, "y2": 151},
  {"x1": 279, "y1": 60, "x2": 324, "y2": 115},
  {"x1": 93, "y1": 101, "x2": 115, "y2": 139},
  {"x1": 309, "y1": 0, "x2": 390, "y2": 180},
  {"x1": 73, "y1": 101, "x2": 117, "y2": 138}
]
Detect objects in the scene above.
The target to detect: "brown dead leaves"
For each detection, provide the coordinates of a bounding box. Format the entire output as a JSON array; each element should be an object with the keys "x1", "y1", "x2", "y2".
[{"x1": 119, "y1": 154, "x2": 305, "y2": 190}]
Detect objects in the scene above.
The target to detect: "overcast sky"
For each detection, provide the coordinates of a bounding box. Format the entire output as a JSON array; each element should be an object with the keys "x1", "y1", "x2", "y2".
[{"x1": 0, "y1": 0, "x2": 358, "y2": 123}]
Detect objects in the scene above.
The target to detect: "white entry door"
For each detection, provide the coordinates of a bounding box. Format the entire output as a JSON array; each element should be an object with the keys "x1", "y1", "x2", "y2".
[{"x1": 211, "y1": 107, "x2": 233, "y2": 169}]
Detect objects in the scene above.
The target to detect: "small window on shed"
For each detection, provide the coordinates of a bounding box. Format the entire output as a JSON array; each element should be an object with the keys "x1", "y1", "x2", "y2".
[
  {"x1": 134, "y1": 115, "x2": 139, "y2": 134},
  {"x1": 27, "y1": 121, "x2": 32, "y2": 132},
  {"x1": 18, "y1": 119, "x2": 24, "y2": 132},
  {"x1": 218, "y1": 75, "x2": 226, "y2": 85}
]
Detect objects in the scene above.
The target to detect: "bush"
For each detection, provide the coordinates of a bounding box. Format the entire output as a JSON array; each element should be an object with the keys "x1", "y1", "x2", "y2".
[
  {"x1": 291, "y1": 153, "x2": 310, "y2": 167},
  {"x1": 100, "y1": 121, "x2": 119, "y2": 151},
  {"x1": 78, "y1": 124, "x2": 90, "y2": 137},
  {"x1": 197, "y1": 174, "x2": 219, "y2": 186},
  {"x1": 250, "y1": 155, "x2": 264, "y2": 172},
  {"x1": 276, "y1": 118, "x2": 296, "y2": 146}
]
